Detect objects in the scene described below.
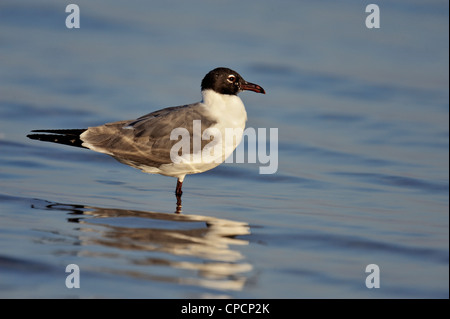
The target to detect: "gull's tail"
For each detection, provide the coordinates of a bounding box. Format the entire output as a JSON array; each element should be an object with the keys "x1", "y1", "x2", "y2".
[{"x1": 27, "y1": 129, "x2": 87, "y2": 148}]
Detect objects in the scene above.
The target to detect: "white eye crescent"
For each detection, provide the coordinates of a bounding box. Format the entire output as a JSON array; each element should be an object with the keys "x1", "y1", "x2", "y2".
[{"x1": 227, "y1": 75, "x2": 236, "y2": 83}]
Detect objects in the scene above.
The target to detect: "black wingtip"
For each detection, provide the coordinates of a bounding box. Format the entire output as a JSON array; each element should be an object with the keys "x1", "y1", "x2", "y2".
[
  {"x1": 30, "y1": 129, "x2": 87, "y2": 135},
  {"x1": 27, "y1": 129, "x2": 87, "y2": 148}
]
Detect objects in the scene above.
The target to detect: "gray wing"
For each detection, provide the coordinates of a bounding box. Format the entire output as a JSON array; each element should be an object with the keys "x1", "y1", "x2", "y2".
[{"x1": 81, "y1": 103, "x2": 217, "y2": 169}]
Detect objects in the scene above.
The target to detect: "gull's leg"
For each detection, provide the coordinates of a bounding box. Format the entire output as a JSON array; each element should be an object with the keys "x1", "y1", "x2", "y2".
[
  {"x1": 175, "y1": 178, "x2": 183, "y2": 214},
  {"x1": 175, "y1": 179, "x2": 183, "y2": 197}
]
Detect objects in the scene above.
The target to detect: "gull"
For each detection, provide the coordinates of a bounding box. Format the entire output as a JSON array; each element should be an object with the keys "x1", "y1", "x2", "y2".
[{"x1": 27, "y1": 67, "x2": 265, "y2": 210}]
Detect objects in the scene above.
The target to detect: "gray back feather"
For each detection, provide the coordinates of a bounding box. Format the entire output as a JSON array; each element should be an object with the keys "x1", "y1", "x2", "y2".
[{"x1": 82, "y1": 103, "x2": 217, "y2": 169}]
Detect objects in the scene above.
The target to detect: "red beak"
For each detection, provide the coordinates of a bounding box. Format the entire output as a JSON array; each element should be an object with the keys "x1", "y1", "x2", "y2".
[{"x1": 240, "y1": 81, "x2": 265, "y2": 94}]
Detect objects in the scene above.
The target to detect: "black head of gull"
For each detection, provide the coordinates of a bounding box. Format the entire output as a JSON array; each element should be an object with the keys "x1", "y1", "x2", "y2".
[{"x1": 201, "y1": 67, "x2": 265, "y2": 96}]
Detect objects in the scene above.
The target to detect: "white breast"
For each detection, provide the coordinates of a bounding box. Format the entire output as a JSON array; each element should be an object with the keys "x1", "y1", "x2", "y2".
[
  {"x1": 201, "y1": 89, "x2": 247, "y2": 131},
  {"x1": 200, "y1": 89, "x2": 247, "y2": 159}
]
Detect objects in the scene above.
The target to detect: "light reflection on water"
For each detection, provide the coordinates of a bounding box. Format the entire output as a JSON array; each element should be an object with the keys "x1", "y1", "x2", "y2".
[{"x1": 31, "y1": 199, "x2": 252, "y2": 294}]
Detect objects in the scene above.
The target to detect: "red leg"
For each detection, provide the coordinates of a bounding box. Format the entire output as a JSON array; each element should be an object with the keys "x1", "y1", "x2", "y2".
[
  {"x1": 175, "y1": 179, "x2": 183, "y2": 214},
  {"x1": 175, "y1": 179, "x2": 183, "y2": 196}
]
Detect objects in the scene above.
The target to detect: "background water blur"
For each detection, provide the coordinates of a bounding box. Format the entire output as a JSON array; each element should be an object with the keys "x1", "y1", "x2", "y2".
[{"x1": 0, "y1": 0, "x2": 448, "y2": 298}]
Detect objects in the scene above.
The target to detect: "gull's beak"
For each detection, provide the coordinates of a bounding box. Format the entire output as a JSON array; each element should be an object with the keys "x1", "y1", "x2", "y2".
[{"x1": 240, "y1": 81, "x2": 265, "y2": 94}]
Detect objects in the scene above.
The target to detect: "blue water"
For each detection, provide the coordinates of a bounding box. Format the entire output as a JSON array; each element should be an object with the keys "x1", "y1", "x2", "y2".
[{"x1": 0, "y1": 0, "x2": 448, "y2": 298}]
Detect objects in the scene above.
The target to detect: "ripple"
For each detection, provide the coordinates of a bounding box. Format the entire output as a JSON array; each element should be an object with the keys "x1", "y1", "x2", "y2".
[
  {"x1": 250, "y1": 62, "x2": 447, "y2": 106},
  {"x1": 333, "y1": 172, "x2": 449, "y2": 194}
]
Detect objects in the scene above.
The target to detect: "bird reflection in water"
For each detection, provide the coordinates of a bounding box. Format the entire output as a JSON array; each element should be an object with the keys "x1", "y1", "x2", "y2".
[{"x1": 33, "y1": 199, "x2": 253, "y2": 293}]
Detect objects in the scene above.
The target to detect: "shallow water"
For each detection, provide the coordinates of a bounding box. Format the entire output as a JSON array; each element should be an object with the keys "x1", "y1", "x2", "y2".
[{"x1": 0, "y1": 0, "x2": 448, "y2": 298}]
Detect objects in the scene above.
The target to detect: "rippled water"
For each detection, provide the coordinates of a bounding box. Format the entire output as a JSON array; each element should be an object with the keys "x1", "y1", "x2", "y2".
[{"x1": 0, "y1": 0, "x2": 448, "y2": 298}]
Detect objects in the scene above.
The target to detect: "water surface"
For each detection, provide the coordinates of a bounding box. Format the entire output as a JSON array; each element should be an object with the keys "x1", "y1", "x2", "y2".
[{"x1": 0, "y1": 0, "x2": 448, "y2": 298}]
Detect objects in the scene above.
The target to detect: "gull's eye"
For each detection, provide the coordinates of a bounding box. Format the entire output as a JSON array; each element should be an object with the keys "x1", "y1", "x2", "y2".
[{"x1": 227, "y1": 75, "x2": 236, "y2": 83}]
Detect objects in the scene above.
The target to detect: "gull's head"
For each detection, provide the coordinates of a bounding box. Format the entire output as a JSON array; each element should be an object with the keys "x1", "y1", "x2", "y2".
[{"x1": 201, "y1": 67, "x2": 265, "y2": 96}]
